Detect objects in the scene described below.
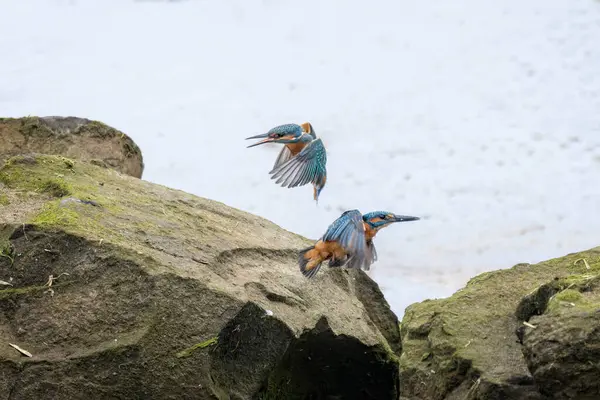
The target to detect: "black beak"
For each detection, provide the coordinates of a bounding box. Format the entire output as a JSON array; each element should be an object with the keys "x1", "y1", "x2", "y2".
[
  {"x1": 392, "y1": 215, "x2": 420, "y2": 222},
  {"x1": 245, "y1": 133, "x2": 275, "y2": 148}
]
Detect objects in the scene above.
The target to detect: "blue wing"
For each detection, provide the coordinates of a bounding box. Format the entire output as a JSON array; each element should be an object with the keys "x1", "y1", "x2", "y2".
[
  {"x1": 270, "y1": 138, "x2": 327, "y2": 189},
  {"x1": 320, "y1": 210, "x2": 374, "y2": 270}
]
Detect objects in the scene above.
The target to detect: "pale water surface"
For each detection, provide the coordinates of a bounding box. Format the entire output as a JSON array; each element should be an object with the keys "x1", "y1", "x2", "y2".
[{"x1": 2, "y1": 0, "x2": 600, "y2": 316}]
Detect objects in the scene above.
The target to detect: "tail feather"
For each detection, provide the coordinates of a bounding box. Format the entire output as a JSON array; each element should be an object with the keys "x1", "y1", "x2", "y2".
[{"x1": 298, "y1": 246, "x2": 323, "y2": 279}]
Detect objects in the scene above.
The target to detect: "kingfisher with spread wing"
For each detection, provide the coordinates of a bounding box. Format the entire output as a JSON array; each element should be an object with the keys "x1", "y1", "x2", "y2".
[
  {"x1": 246, "y1": 122, "x2": 327, "y2": 202},
  {"x1": 298, "y1": 210, "x2": 420, "y2": 278}
]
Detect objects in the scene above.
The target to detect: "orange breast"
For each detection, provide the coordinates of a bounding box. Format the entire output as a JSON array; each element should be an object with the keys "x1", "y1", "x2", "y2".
[
  {"x1": 286, "y1": 142, "x2": 306, "y2": 156},
  {"x1": 364, "y1": 223, "x2": 377, "y2": 241},
  {"x1": 314, "y1": 240, "x2": 347, "y2": 260}
]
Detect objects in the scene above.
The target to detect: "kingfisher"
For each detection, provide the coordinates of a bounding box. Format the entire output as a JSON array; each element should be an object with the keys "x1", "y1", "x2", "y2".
[
  {"x1": 246, "y1": 122, "x2": 327, "y2": 202},
  {"x1": 298, "y1": 210, "x2": 420, "y2": 278}
]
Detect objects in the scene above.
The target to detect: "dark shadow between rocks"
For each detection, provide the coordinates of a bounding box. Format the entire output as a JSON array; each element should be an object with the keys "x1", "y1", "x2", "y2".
[{"x1": 253, "y1": 316, "x2": 399, "y2": 400}]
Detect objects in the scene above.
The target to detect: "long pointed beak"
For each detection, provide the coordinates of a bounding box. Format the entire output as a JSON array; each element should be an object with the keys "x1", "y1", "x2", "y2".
[
  {"x1": 246, "y1": 133, "x2": 270, "y2": 140},
  {"x1": 245, "y1": 133, "x2": 275, "y2": 148},
  {"x1": 393, "y1": 215, "x2": 420, "y2": 223}
]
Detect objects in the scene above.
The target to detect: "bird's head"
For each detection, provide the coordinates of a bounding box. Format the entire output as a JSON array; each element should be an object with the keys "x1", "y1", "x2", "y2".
[
  {"x1": 246, "y1": 123, "x2": 305, "y2": 148},
  {"x1": 363, "y1": 211, "x2": 420, "y2": 230}
]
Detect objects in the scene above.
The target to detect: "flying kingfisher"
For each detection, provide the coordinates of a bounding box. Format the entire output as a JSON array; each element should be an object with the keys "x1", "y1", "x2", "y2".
[
  {"x1": 246, "y1": 122, "x2": 327, "y2": 202},
  {"x1": 298, "y1": 210, "x2": 420, "y2": 278}
]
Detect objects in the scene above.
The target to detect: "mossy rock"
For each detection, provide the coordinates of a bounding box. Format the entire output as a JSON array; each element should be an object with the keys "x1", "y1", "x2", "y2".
[
  {"x1": 520, "y1": 273, "x2": 600, "y2": 399},
  {"x1": 0, "y1": 155, "x2": 401, "y2": 399},
  {"x1": 0, "y1": 116, "x2": 144, "y2": 178},
  {"x1": 400, "y1": 249, "x2": 600, "y2": 399}
]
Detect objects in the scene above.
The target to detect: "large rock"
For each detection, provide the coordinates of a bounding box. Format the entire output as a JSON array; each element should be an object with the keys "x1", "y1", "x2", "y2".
[
  {"x1": 400, "y1": 249, "x2": 600, "y2": 399},
  {"x1": 520, "y1": 274, "x2": 600, "y2": 399},
  {"x1": 0, "y1": 154, "x2": 401, "y2": 399},
  {"x1": 0, "y1": 116, "x2": 144, "y2": 178}
]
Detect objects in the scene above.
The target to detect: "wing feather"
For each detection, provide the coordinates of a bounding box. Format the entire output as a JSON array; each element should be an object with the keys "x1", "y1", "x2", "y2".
[
  {"x1": 270, "y1": 146, "x2": 293, "y2": 173},
  {"x1": 270, "y1": 138, "x2": 327, "y2": 189},
  {"x1": 347, "y1": 240, "x2": 377, "y2": 271},
  {"x1": 320, "y1": 210, "x2": 380, "y2": 271},
  {"x1": 276, "y1": 160, "x2": 303, "y2": 186},
  {"x1": 321, "y1": 210, "x2": 371, "y2": 270}
]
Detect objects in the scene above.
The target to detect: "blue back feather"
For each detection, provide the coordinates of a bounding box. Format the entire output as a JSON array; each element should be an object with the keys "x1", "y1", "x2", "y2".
[{"x1": 321, "y1": 210, "x2": 375, "y2": 270}]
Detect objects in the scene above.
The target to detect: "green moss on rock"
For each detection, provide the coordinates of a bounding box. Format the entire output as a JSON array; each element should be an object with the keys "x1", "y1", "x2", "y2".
[
  {"x1": 175, "y1": 337, "x2": 218, "y2": 358},
  {"x1": 0, "y1": 284, "x2": 53, "y2": 300},
  {"x1": 30, "y1": 202, "x2": 79, "y2": 228},
  {"x1": 0, "y1": 157, "x2": 73, "y2": 198},
  {"x1": 400, "y1": 249, "x2": 600, "y2": 399},
  {"x1": 545, "y1": 275, "x2": 600, "y2": 314},
  {"x1": 0, "y1": 153, "x2": 400, "y2": 399},
  {"x1": 39, "y1": 180, "x2": 71, "y2": 197},
  {"x1": 521, "y1": 269, "x2": 600, "y2": 398}
]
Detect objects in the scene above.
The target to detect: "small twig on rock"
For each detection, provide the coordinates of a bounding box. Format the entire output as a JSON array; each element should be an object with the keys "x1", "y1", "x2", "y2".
[
  {"x1": 523, "y1": 321, "x2": 537, "y2": 329},
  {"x1": 22, "y1": 223, "x2": 29, "y2": 241},
  {"x1": 44, "y1": 273, "x2": 70, "y2": 297},
  {"x1": 574, "y1": 258, "x2": 591, "y2": 270},
  {"x1": 9, "y1": 343, "x2": 32, "y2": 357},
  {"x1": 527, "y1": 283, "x2": 544, "y2": 296},
  {"x1": 44, "y1": 273, "x2": 70, "y2": 287},
  {"x1": 466, "y1": 377, "x2": 481, "y2": 398}
]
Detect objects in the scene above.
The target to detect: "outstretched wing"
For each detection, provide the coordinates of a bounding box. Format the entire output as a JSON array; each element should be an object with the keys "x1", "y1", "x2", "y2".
[
  {"x1": 270, "y1": 138, "x2": 327, "y2": 189},
  {"x1": 347, "y1": 239, "x2": 377, "y2": 271},
  {"x1": 271, "y1": 146, "x2": 293, "y2": 172},
  {"x1": 321, "y1": 210, "x2": 371, "y2": 270}
]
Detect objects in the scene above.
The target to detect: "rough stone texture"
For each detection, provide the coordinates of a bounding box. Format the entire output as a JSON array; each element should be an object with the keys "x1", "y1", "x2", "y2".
[
  {"x1": 0, "y1": 154, "x2": 400, "y2": 399},
  {"x1": 0, "y1": 116, "x2": 144, "y2": 178},
  {"x1": 400, "y1": 250, "x2": 600, "y2": 400},
  {"x1": 521, "y1": 275, "x2": 600, "y2": 400}
]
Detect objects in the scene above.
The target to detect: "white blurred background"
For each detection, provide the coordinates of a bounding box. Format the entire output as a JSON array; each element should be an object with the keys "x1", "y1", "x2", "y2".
[{"x1": 2, "y1": 0, "x2": 599, "y2": 317}]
